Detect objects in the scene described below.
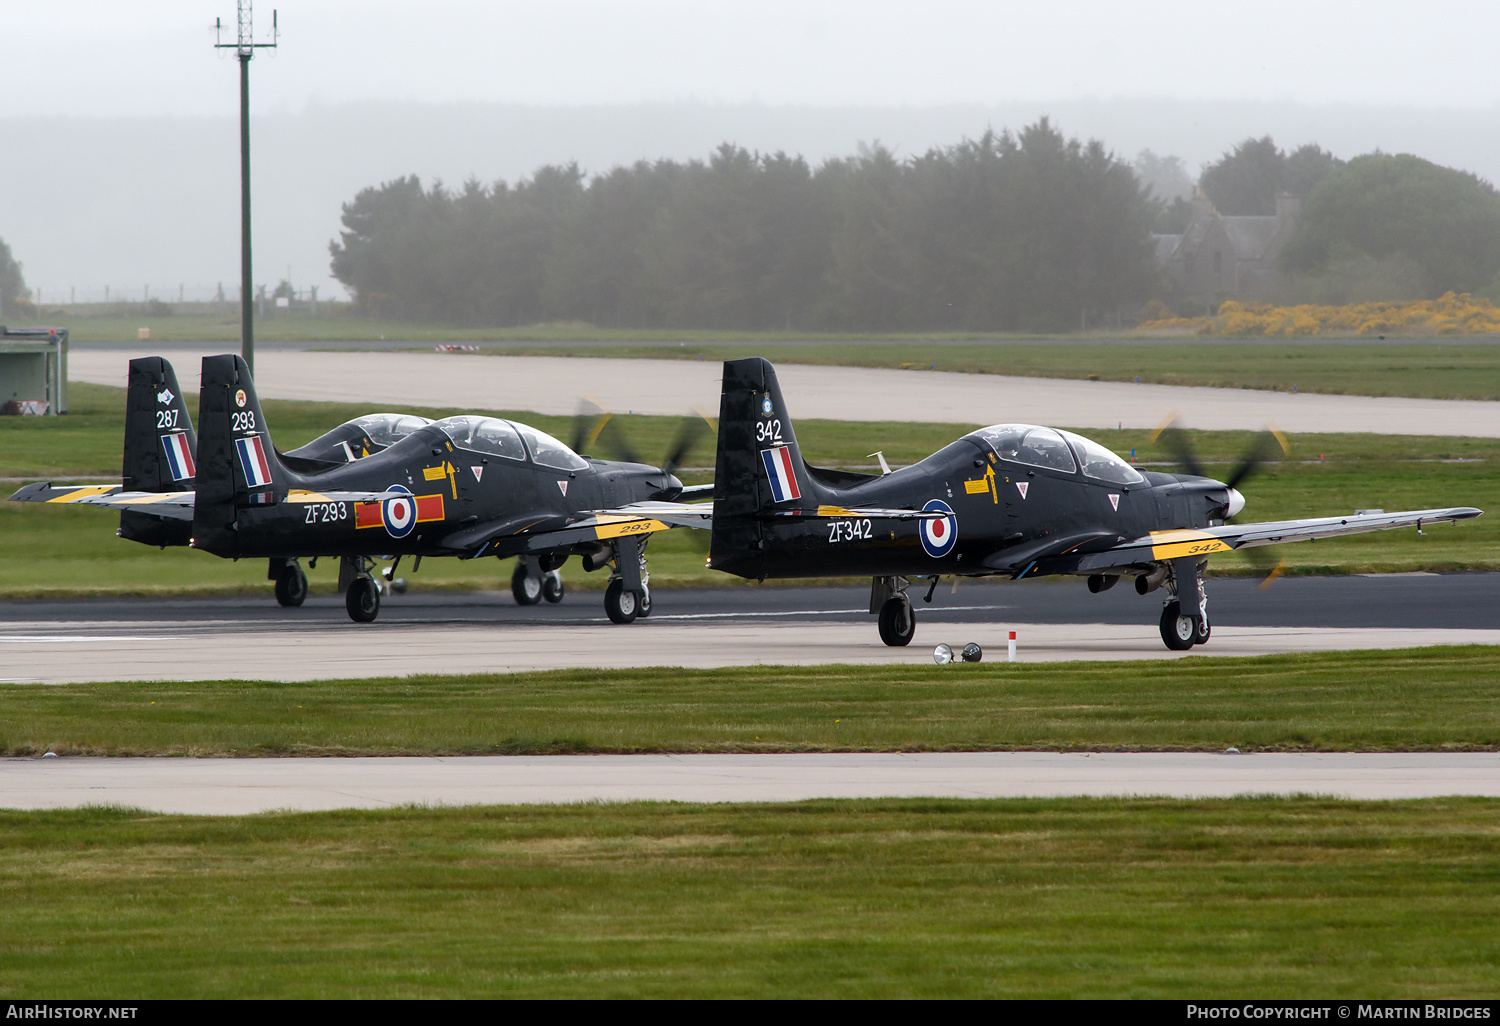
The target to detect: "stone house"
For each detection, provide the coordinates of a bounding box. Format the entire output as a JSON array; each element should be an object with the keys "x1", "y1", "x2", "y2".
[{"x1": 1153, "y1": 192, "x2": 1301, "y2": 306}]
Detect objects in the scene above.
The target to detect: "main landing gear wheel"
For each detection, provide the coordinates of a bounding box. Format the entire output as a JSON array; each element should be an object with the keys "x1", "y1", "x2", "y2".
[
  {"x1": 1159, "y1": 600, "x2": 1198, "y2": 651},
  {"x1": 511, "y1": 563, "x2": 543, "y2": 606},
  {"x1": 346, "y1": 576, "x2": 381, "y2": 623},
  {"x1": 604, "y1": 579, "x2": 640, "y2": 624},
  {"x1": 637, "y1": 586, "x2": 652, "y2": 618},
  {"x1": 274, "y1": 565, "x2": 308, "y2": 608},
  {"x1": 877, "y1": 596, "x2": 916, "y2": 647},
  {"x1": 542, "y1": 571, "x2": 565, "y2": 604}
]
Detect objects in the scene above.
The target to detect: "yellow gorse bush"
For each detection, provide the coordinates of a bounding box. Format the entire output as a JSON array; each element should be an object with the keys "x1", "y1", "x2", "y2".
[{"x1": 1139, "y1": 293, "x2": 1500, "y2": 337}]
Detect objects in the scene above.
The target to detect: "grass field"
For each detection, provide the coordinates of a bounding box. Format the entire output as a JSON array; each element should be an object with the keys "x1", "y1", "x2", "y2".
[
  {"x1": 5, "y1": 647, "x2": 1499, "y2": 758},
  {"x1": 2, "y1": 797, "x2": 1497, "y2": 998},
  {"x1": 1, "y1": 383, "x2": 1493, "y2": 597}
]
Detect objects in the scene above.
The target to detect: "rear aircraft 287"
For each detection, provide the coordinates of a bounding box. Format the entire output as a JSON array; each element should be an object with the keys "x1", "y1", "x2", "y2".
[
  {"x1": 12, "y1": 355, "x2": 709, "y2": 623},
  {"x1": 707, "y1": 357, "x2": 1482, "y2": 651}
]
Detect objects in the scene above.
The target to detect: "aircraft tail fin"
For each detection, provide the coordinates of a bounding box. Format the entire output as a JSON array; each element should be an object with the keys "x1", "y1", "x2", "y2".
[
  {"x1": 710, "y1": 357, "x2": 826, "y2": 576},
  {"x1": 123, "y1": 357, "x2": 197, "y2": 491},
  {"x1": 192, "y1": 354, "x2": 289, "y2": 554},
  {"x1": 711, "y1": 357, "x2": 819, "y2": 517},
  {"x1": 119, "y1": 357, "x2": 197, "y2": 546}
]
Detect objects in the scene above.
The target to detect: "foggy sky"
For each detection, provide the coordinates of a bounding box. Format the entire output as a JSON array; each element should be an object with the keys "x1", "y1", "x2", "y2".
[
  {"x1": 9, "y1": 1, "x2": 1500, "y2": 114},
  {"x1": 4, "y1": 1, "x2": 1500, "y2": 303}
]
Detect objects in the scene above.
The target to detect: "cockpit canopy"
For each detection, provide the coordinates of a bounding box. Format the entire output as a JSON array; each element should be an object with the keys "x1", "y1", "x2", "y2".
[
  {"x1": 969, "y1": 424, "x2": 1145, "y2": 486},
  {"x1": 433, "y1": 415, "x2": 590, "y2": 472},
  {"x1": 345, "y1": 413, "x2": 434, "y2": 447}
]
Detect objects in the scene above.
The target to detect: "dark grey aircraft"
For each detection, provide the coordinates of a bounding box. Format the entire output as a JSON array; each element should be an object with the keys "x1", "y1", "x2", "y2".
[
  {"x1": 705, "y1": 357, "x2": 1482, "y2": 650},
  {"x1": 13, "y1": 355, "x2": 708, "y2": 622}
]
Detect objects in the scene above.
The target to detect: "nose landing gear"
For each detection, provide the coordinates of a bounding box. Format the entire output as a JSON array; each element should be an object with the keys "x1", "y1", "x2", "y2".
[{"x1": 1159, "y1": 557, "x2": 1210, "y2": 650}]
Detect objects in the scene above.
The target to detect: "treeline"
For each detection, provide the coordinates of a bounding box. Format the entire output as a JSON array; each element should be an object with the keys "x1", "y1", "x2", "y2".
[{"x1": 329, "y1": 120, "x2": 1160, "y2": 332}]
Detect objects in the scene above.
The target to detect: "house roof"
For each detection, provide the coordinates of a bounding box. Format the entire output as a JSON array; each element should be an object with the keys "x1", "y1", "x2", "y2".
[{"x1": 1220, "y1": 216, "x2": 1280, "y2": 261}]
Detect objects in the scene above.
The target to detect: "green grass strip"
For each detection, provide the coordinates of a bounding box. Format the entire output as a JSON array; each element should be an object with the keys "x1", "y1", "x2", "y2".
[
  {"x1": 1, "y1": 797, "x2": 1498, "y2": 997},
  {"x1": 6, "y1": 647, "x2": 1500, "y2": 757}
]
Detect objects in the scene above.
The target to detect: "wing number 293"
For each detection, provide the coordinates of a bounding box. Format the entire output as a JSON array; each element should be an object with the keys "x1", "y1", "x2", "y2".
[
  {"x1": 756, "y1": 419, "x2": 782, "y2": 443},
  {"x1": 828, "y1": 518, "x2": 872, "y2": 543},
  {"x1": 232, "y1": 411, "x2": 257, "y2": 432}
]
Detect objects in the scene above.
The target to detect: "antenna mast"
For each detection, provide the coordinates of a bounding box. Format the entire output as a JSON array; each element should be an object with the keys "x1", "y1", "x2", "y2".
[{"x1": 215, "y1": 1, "x2": 278, "y2": 376}]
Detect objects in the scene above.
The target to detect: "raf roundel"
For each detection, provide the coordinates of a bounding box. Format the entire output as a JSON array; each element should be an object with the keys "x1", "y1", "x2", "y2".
[
  {"x1": 383, "y1": 484, "x2": 417, "y2": 538},
  {"x1": 919, "y1": 499, "x2": 957, "y2": 558}
]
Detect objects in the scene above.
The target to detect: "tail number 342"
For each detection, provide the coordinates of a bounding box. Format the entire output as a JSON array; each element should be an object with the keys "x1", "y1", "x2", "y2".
[{"x1": 828, "y1": 518, "x2": 872, "y2": 543}]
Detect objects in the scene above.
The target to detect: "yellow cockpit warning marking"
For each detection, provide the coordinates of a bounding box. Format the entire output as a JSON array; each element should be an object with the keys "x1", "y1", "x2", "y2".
[
  {"x1": 286, "y1": 490, "x2": 332, "y2": 502},
  {"x1": 963, "y1": 464, "x2": 998, "y2": 503},
  {"x1": 816, "y1": 504, "x2": 857, "y2": 517}
]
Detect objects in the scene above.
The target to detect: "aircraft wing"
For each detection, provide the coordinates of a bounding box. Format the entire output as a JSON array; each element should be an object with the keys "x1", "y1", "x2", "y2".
[
  {"x1": 7, "y1": 483, "x2": 417, "y2": 523},
  {"x1": 7, "y1": 483, "x2": 197, "y2": 520},
  {"x1": 448, "y1": 502, "x2": 713, "y2": 558},
  {"x1": 1032, "y1": 506, "x2": 1483, "y2": 577}
]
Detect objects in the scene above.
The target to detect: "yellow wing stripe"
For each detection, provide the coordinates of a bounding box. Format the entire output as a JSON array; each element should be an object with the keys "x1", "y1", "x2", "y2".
[
  {"x1": 593, "y1": 519, "x2": 670, "y2": 540},
  {"x1": 48, "y1": 486, "x2": 117, "y2": 502},
  {"x1": 285, "y1": 490, "x2": 332, "y2": 503},
  {"x1": 111, "y1": 491, "x2": 194, "y2": 506},
  {"x1": 1148, "y1": 529, "x2": 1232, "y2": 560}
]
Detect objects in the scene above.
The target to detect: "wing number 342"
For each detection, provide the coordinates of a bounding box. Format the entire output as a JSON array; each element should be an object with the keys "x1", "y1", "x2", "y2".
[
  {"x1": 756, "y1": 419, "x2": 782, "y2": 443},
  {"x1": 828, "y1": 518, "x2": 872, "y2": 543}
]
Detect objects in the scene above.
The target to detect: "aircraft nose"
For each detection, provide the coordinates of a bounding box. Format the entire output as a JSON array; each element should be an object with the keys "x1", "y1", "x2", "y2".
[{"x1": 1226, "y1": 487, "x2": 1246, "y2": 518}]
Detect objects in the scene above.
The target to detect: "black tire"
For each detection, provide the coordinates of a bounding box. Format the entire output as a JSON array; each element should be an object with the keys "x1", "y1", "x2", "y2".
[
  {"x1": 637, "y1": 587, "x2": 652, "y2": 618},
  {"x1": 511, "y1": 563, "x2": 543, "y2": 606},
  {"x1": 274, "y1": 566, "x2": 308, "y2": 608},
  {"x1": 604, "y1": 579, "x2": 639, "y2": 624},
  {"x1": 346, "y1": 576, "x2": 380, "y2": 623},
  {"x1": 877, "y1": 596, "x2": 915, "y2": 647},
  {"x1": 1159, "y1": 600, "x2": 1196, "y2": 650},
  {"x1": 1194, "y1": 617, "x2": 1211, "y2": 646},
  {"x1": 542, "y1": 573, "x2": 565, "y2": 604}
]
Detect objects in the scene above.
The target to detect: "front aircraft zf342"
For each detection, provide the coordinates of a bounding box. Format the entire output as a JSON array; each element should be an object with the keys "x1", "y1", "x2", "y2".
[
  {"x1": 707, "y1": 357, "x2": 1482, "y2": 651},
  {"x1": 13, "y1": 354, "x2": 707, "y2": 624}
]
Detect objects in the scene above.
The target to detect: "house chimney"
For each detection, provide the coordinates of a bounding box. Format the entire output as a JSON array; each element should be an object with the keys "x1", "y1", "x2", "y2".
[{"x1": 1191, "y1": 187, "x2": 1216, "y2": 220}]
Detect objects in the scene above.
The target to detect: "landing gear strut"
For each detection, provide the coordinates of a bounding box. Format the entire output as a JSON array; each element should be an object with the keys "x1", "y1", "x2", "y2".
[
  {"x1": 872, "y1": 576, "x2": 915, "y2": 647},
  {"x1": 1159, "y1": 557, "x2": 1210, "y2": 650},
  {"x1": 602, "y1": 536, "x2": 650, "y2": 624},
  {"x1": 270, "y1": 557, "x2": 307, "y2": 608},
  {"x1": 339, "y1": 555, "x2": 381, "y2": 623}
]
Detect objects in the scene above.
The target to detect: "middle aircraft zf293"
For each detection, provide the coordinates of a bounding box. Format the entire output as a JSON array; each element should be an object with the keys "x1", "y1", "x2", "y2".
[{"x1": 707, "y1": 357, "x2": 1482, "y2": 651}]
